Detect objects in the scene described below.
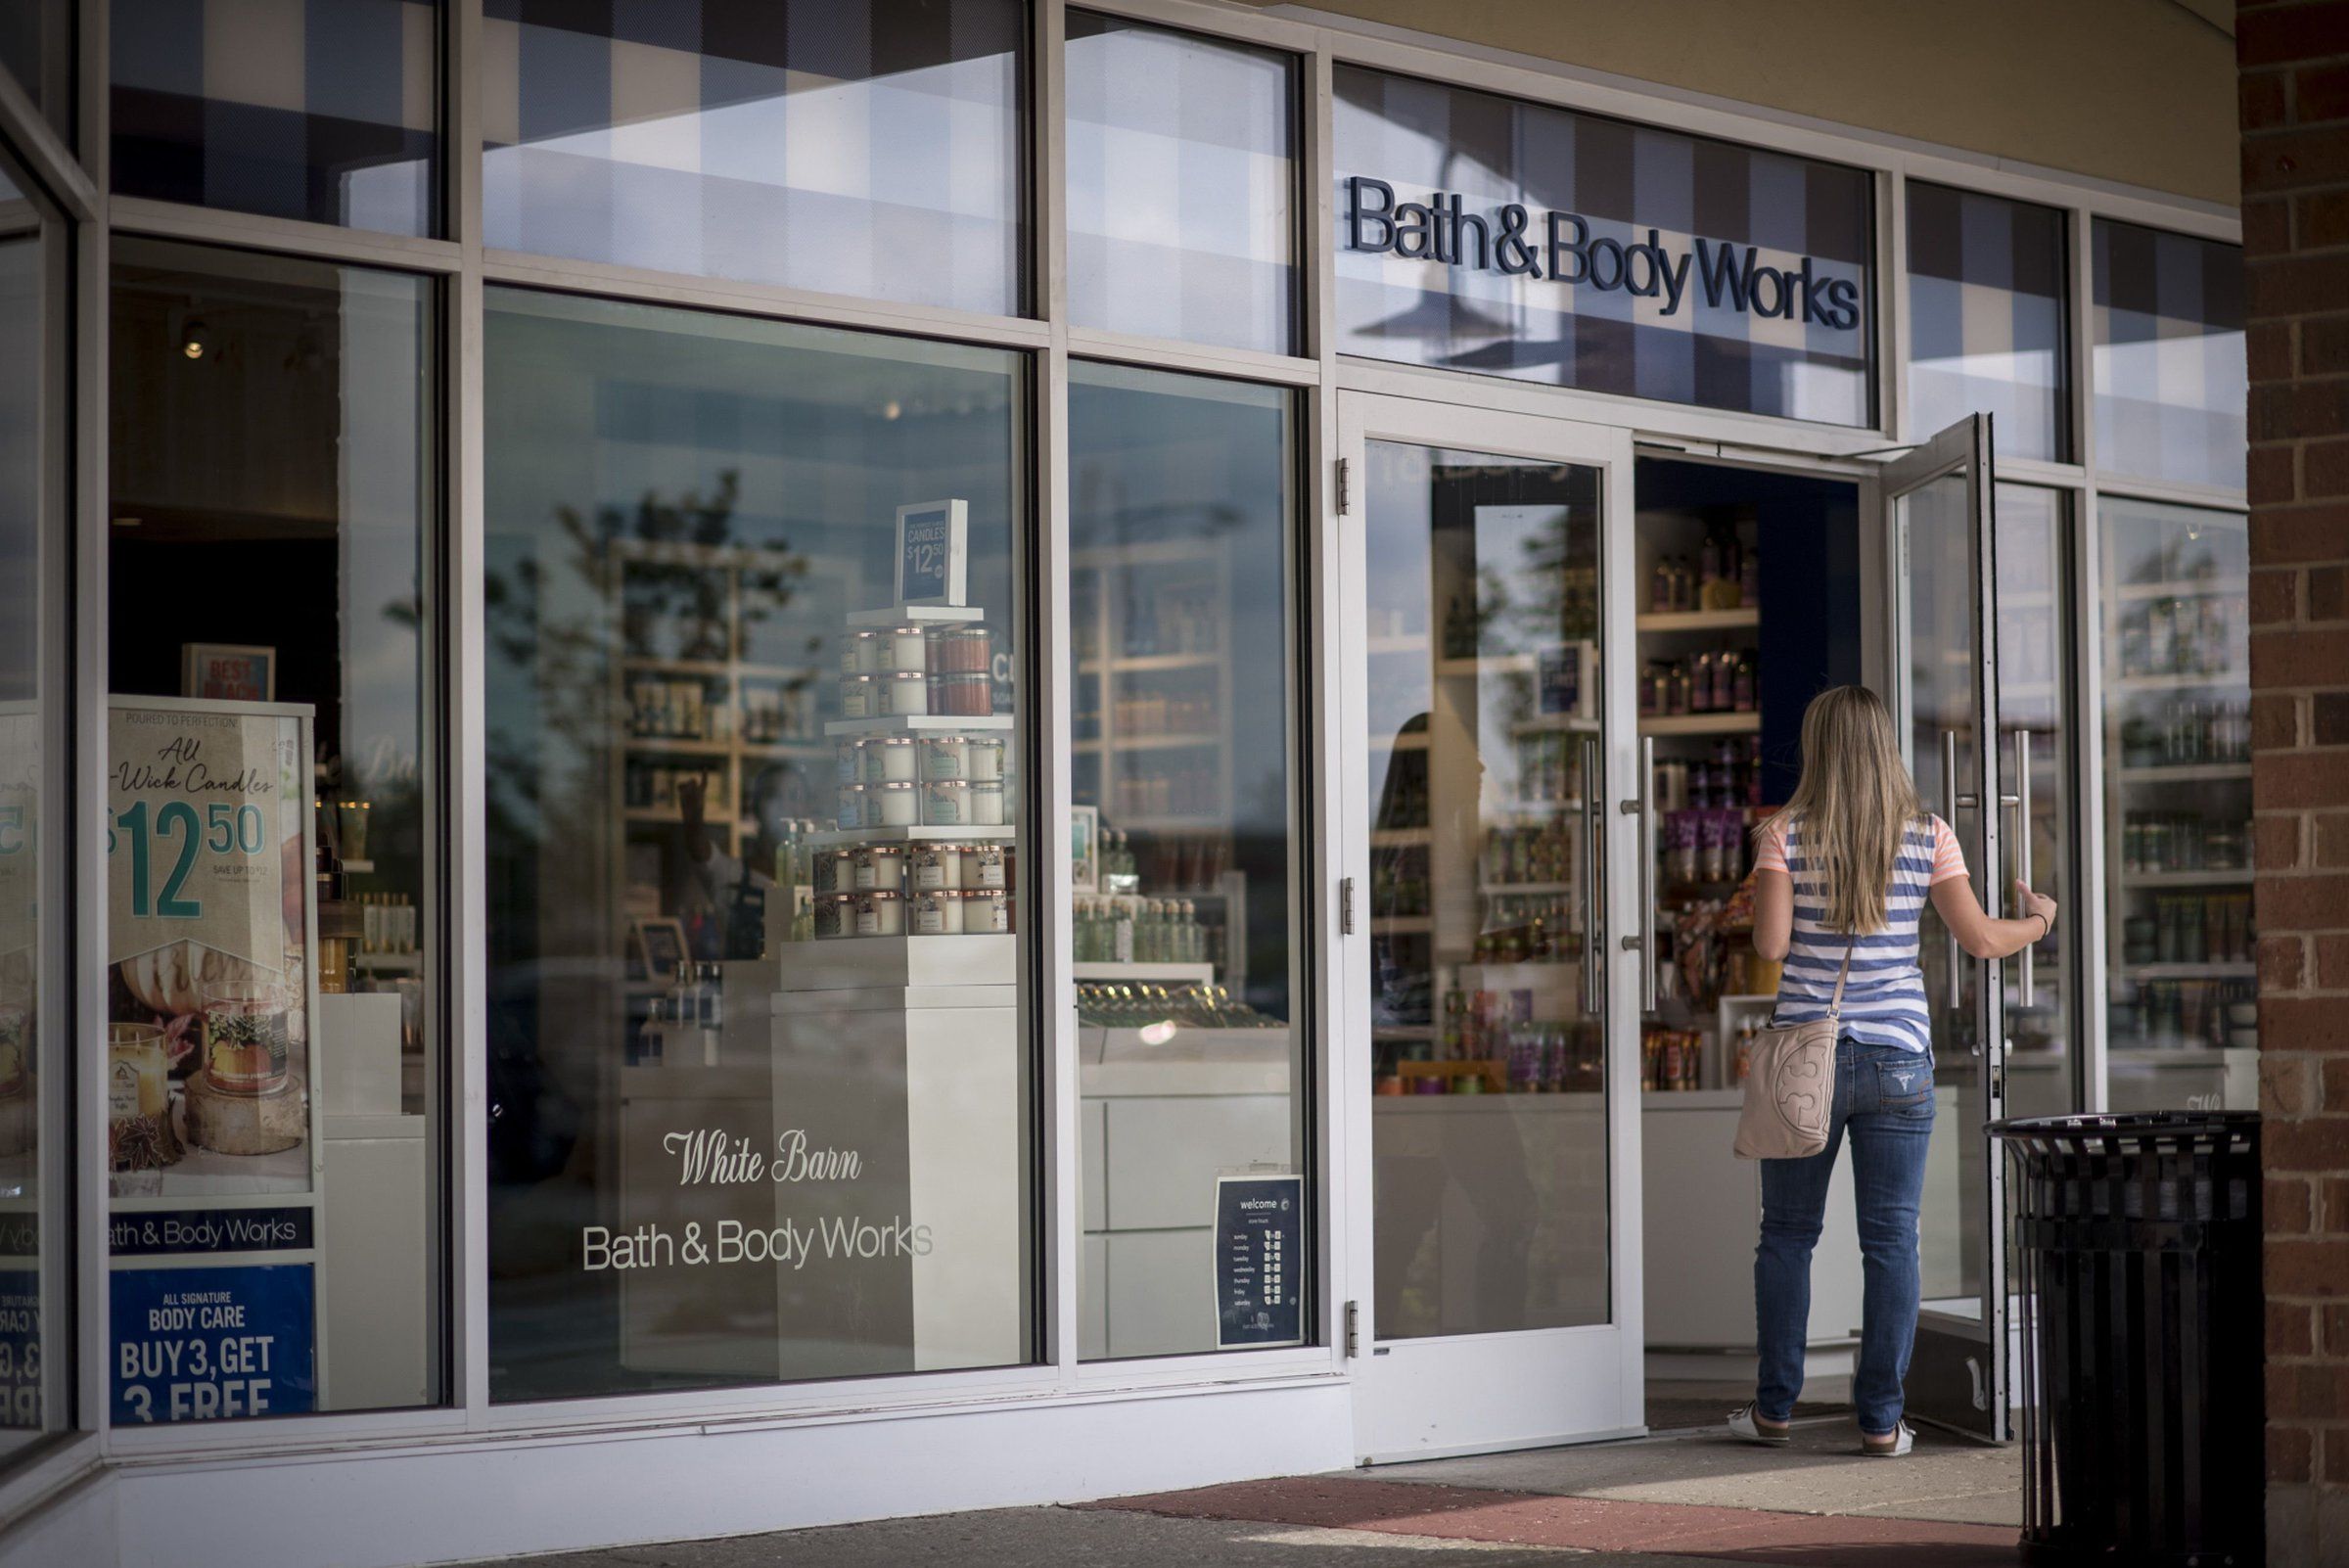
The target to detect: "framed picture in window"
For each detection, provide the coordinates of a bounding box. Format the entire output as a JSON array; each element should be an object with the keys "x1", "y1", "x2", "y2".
[
  {"x1": 181, "y1": 643, "x2": 277, "y2": 702},
  {"x1": 629, "y1": 918, "x2": 689, "y2": 984}
]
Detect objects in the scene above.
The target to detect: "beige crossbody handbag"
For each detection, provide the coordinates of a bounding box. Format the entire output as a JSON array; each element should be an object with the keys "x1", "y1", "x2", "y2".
[{"x1": 1732, "y1": 941, "x2": 1854, "y2": 1160}]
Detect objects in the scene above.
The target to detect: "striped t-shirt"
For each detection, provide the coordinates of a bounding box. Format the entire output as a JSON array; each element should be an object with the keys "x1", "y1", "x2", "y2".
[{"x1": 1752, "y1": 812, "x2": 1969, "y2": 1054}]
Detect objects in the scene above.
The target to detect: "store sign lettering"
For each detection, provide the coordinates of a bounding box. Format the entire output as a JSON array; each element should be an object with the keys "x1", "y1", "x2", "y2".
[
  {"x1": 1344, "y1": 176, "x2": 1864, "y2": 331},
  {"x1": 580, "y1": 1125, "x2": 932, "y2": 1271}
]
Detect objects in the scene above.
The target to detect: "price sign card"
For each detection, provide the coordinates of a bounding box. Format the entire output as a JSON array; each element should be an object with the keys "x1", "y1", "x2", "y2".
[
  {"x1": 106, "y1": 698, "x2": 318, "y2": 1199},
  {"x1": 111, "y1": 1263, "x2": 315, "y2": 1423},
  {"x1": 895, "y1": 499, "x2": 968, "y2": 607},
  {"x1": 1214, "y1": 1173, "x2": 1304, "y2": 1349}
]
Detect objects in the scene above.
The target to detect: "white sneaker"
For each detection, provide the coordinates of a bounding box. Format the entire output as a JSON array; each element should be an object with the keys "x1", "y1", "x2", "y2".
[
  {"x1": 1727, "y1": 1403, "x2": 1791, "y2": 1447},
  {"x1": 1860, "y1": 1420, "x2": 1913, "y2": 1456}
]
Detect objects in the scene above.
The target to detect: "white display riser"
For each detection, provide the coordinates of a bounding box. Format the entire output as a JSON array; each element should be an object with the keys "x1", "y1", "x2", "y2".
[
  {"x1": 775, "y1": 933, "x2": 1017, "y2": 991},
  {"x1": 615, "y1": 996, "x2": 1022, "y2": 1383},
  {"x1": 1640, "y1": 1098, "x2": 1863, "y2": 1352}
]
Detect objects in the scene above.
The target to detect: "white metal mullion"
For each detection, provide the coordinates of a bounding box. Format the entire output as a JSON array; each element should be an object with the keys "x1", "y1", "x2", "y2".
[
  {"x1": 77, "y1": 0, "x2": 114, "y2": 1464},
  {"x1": 2071, "y1": 206, "x2": 2109, "y2": 1113},
  {"x1": 1300, "y1": 40, "x2": 1345, "y2": 1373},
  {"x1": 1036, "y1": 0, "x2": 1079, "y2": 1384},
  {"x1": 481, "y1": 251, "x2": 1051, "y2": 351},
  {"x1": 449, "y1": 0, "x2": 490, "y2": 1430},
  {"x1": 1064, "y1": 326, "x2": 1318, "y2": 386},
  {"x1": 1882, "y1": 166, "x2": 1907, "y2": 443},
  {"x1": 107, "y1": 196, "x2": 465, "y2": 273}
]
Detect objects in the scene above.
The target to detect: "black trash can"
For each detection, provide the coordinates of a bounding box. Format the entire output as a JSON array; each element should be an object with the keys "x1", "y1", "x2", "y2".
[{"x1": 1988, "y1": 1112, "x2": 2263, "y2": 1567}]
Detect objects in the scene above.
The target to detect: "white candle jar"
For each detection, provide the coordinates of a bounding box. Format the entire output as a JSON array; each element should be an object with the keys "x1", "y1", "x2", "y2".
[
  {"x1": 853, "y1": 846, "x2": 904, "y2": 892},
  {"x1": 964, "y1": 739, "x2": 1004, "y2": 781},
  {"x1": 907, "y1": 844, "x2": 964, "y2": 891},
  {"x1": 839, "y1": 672, "x2": 876, "y2": 718},
  {"x1": 911, "y1": 890, "x2": 964, "y2": 935},
  {"x1": 835, "y1": 785, "x2": 867, "y2": 829},
  {"x1": 812, "y1": 894, "x2": 852, "y2": 940},
  {"x1": 834, "y1": 740, "x2": 861, "y2": 785},
  {"x1": 843, "y1": 631, "x2": 877, "y2": 673},
  {"x1": 921, "y1": 779, "x2": 970, "y2": 826},
  {"x1": 970, "y1": 846, "x2": 1008, "y2": 890},
  {"x1": 963, "y1": 888, "x2": 1012, "y2": 933},
  {"x1": 967, "y1": 779, "x2": 1006, "y2": 826},
  {"x1": 879, "y1": 625, "x2": 929, "y2": 671},
  {"x1": 871, "y1": 781, "x2": 920, "y2": 826},
  {"x1": 853, "y1": 890, "x2": 903, "y2": 937},
  {"x1": 919, "y1": 736, "x2": 968, "y2": 780},
  {"x1": 882, "y1": 670, "x2": 930, "y2": 716},
  {"x1": 863, "y1": 736, "x2": 918, "y2": 782}
]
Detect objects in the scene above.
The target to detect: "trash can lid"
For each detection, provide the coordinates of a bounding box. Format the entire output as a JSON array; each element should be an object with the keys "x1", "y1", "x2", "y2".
[{"x1": 1988, "y1": 1110, "x2": 2259, "y2": 1145}]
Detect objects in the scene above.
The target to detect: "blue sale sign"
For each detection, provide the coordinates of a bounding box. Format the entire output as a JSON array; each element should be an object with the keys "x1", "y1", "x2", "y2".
[{"x1": 111, "y1": 1264, "x2": 314, "y2": 1423}]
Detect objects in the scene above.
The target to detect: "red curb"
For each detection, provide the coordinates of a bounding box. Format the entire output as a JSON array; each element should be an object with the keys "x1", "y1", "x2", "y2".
[{"x1": 1082, "y1": 1478, "x2": 2021, "y2": 1566}]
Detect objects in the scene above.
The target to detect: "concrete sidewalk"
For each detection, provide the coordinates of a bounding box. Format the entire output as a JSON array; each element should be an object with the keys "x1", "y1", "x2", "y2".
[{"x1": 489, "y1": 1419, "x2": 2021, "y2": 1567}]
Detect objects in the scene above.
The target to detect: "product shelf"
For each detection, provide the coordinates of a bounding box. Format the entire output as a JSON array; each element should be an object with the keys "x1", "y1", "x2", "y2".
[
  {"x1": 1639, "y1": 712, "x2": 1760, "y2": 736},
  {"x1": 1634, "y1": 607, "x2": 1759, "y2": 632},
  {"x1": 825, "y1": 714, "x2": 1014, "y2": 737}
]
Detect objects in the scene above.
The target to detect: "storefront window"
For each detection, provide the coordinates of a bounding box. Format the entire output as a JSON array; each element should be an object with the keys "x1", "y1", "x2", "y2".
[
  {"x1": 110, "y1": 0, "x2": 440, "y2": 237},
  {"x1": 1066, "y1": 15, "x2": 1298, "y2": 354},
  {"x1": 1068, "y1": 362, "x2": 1303, "y2": 1360},
  {"x1": 2094, "y1": 220, "x2": 2245, "y2": 491},
  {"x1": 2097, "y1": 497, "x2": 2254, "y2": 1113},
  {"x1": 484, "y1": 291, "x2": 1032, "y2": 1402},
  {"x1": 0, "y1": 155, "x2": 68, "y2": 1460},
  {"x1": 1906, "y1": 183, "x2": 2068, "y2": 462},
  {"x1": 484, "y1": 0, "x2": 1024, "y2": 318},
  {"x1": 1333, "y1": 67, "x2": 1873, "y2": 426},
  {"x1": 107, "y1": 239, "x2": 443, "y2": 1420}
]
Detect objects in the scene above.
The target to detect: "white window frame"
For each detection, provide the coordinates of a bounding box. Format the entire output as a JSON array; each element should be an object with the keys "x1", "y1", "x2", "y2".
[{"x1": 2, "y1": 0, "x2": 2244, "y2": 1514}]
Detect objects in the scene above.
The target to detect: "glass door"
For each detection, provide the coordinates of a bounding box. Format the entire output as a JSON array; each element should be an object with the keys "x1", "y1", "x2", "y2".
[
  {"x1": 1340, "y1": 393, "x2": 1640, "y2": 1461},
  {"x1": 1886, "y1": 415, "x2": 2011, "y2": 1442}
]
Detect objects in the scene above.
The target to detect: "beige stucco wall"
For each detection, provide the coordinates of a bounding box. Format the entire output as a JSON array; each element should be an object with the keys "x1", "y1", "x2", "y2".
[{"x1": 1255, "y1": 0, "x2": 2239, "y2": 207}]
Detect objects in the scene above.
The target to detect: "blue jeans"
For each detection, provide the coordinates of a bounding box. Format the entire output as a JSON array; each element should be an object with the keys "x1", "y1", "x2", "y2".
[{"x1": 1754, "y1": 1037, "x2": 1935, "y2": 1436}]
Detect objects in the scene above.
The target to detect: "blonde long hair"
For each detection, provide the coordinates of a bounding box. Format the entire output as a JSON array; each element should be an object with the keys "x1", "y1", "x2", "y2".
[{"x1": 1762, "y1": 685, "x2": 1924, "y2": 936}]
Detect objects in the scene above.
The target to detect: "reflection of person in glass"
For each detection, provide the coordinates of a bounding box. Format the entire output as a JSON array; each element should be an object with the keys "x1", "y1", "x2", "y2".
[{"x1": 675, "y1": 766, "x2": 806, "y2": 961}]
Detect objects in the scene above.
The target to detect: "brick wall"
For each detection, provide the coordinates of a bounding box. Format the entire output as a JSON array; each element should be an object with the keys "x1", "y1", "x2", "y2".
[{"x1": 2241, "y1": 4, "x2": 2349, "y2": 1561}]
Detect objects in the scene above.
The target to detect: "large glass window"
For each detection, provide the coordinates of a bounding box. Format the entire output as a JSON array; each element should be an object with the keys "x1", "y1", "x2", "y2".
[
  {"x1": 2097, "y1": 497, "x2": 2254, "y2": 1114},
  {"x1": 1906, "y1": 183, "x2": 2068, "y2": 462},
  {"x1": 2094, "y1": 221, "x2": 2245, "y2": 491},
  {"x1": 1066, "y1": 15, "x2": 1298, "y2": 354},
  {"x1": 111, "y1": 0, "x2": 440, "y2": 237},
  {"x1": 484, "y1": 291, "x2": 1032, "y2": 1402},
  {"x1": 484, "y1": 0, "x2": 1025, "y2": 317},
  {"x1": 1068, "y1": 363, "x2": 1303, "y2": 1360},
  {"x1": 1333, "y1": 66, "x2": 1874, "y2": 426},
  {"x1": 0, "y1": 154, "x2": 69, "y2": 1462},
  {"x1": 107, "y1": 239, "x2": 443, "y2": 1420}
]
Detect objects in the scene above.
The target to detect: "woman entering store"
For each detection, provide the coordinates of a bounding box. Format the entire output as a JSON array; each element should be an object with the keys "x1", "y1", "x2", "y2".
[{"x1": 1726, "y1": 686, "x2": 2054, "y2": 1456}]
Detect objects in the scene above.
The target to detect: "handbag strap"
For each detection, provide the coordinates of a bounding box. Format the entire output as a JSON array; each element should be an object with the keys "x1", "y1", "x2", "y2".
[{"x1": 1826, "y1": 938, "x2": 1856, "y2": 1019}]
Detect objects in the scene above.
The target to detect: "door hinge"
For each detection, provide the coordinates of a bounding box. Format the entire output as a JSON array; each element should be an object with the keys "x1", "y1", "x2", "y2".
[
  {"x1": 1336, "y1": 456, "x2": 1352, "y2": 516},
  {"x1": 1344, "y1": 1299, "x2": 1360, "y2": 1358},
  {"x1": 1339, "y1": 875, "x2": 1356, "y2": 935}
]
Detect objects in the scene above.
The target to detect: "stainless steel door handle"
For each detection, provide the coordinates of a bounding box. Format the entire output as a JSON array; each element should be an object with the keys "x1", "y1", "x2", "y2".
[
  {"x1": 1580, "y1": 735, "x2": 1602, "y2": 1013},
  {"x1": 1622, "y1": 734, "x2": 1656, "y2": 1013},
  {"x1": 2011, "y1": 728, "x2": 2034, "y2": 1009},
  {"x1": 1940, "y1": 729, "x2": 1963, "y2": 1011}
]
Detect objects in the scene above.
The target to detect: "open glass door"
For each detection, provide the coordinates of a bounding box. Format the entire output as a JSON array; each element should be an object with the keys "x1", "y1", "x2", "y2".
[
  {"x1": 1340, "y1": 392, "x2": 1640, "y2": 1461},
  {"x1": 1886, "y1": 414, "x2": 2011, "y2": 1442}
]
